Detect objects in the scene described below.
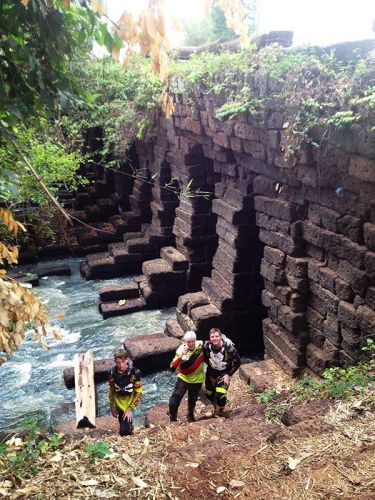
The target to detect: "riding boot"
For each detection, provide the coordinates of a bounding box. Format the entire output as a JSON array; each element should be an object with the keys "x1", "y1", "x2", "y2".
[
  {"x1": 169, "y1": 409, "x2": 178, "y2": 422},
  {"x1": 187, "y1": 404, "x2": 196, "y2": 422}
]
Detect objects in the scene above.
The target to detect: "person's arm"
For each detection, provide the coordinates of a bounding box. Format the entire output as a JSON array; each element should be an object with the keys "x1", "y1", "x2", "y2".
[
  {"x1": 108, "y1": 372, "x2": 117, "y2": 417},
  {"x1": 203, "y1": 341, "x2": 210, "y2": 364},
  {"x1": 129, "y1": 369, "x2": 143, "y2": 411},
  {"x1": 170, "y1": 345, "x2": 185, "y2": 371},
  {"x1": 225, "y1": 344, "x2": 241, "y2": 377}
]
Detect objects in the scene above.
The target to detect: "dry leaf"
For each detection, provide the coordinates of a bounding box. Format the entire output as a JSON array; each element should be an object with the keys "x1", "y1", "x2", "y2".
[
  {"x1": 80, "y1": 479, "x2": 99, "y2": 486},
  {"x1": 122, "y1": 453, "x2": 135, "y2": 468},
  {"x1": 112, "y1": 47, "x2": 120, "y2": 61},
  {"x1": 216, "y1": 486, "x2": 226, "y2": 493},
  {"x1": 143, "y1": 437, "x2": 150, "y2": 447},
  {"x1": 95, "y1": 489, "x2": 117, "y2": 498},
  {"x1": 50, "y1": 453, "x2": 62, "y2": 463},
  {"x1": 287, "y1": 453, "x2": 311, "y2": 471},
  {"x1": 132, "y1": 477, "x2": 148, "y2": 489},
  {"x1": 229, "y1": 480, "x2": 245, "y2": 488},
  {"x1": 185, "y1": 462, "x2": 199, "y2": 468}
]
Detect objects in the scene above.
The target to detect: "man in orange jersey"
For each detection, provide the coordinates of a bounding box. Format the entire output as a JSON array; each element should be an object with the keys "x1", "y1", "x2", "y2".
[{"x1": 169, "y1": 331, "x2": 204, "y2": 422}]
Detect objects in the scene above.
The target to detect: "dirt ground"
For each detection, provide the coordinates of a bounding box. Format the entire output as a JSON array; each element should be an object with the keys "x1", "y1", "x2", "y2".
[{"x1": 1, "y1": 362, "x2": 374, "y2": 499}]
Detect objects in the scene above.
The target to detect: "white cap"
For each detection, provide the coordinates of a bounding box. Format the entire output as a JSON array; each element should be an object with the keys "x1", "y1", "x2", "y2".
[{"x1": 183, "y1": 331, "x2": 196, "y2": 341}]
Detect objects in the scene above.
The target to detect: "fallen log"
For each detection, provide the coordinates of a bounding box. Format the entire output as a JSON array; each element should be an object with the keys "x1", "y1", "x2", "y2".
[{"x1": 74, "y1": 351, "x2": 96, "y2": 429}]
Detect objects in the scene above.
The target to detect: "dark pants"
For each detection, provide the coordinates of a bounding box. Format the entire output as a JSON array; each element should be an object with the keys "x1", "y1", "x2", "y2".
[
  {"x1": 169, "y1": 378, "x2": 202, "y2": 420},
  {"x1": 205, "y1": 375, "x2": 228, "y2": 410},
  {"x1": 118, "y1": 410, "x2": 134, "y2": 436}
]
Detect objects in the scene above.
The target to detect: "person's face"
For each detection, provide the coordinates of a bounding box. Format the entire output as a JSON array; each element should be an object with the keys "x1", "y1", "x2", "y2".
[
  {"x1": 186, "y1": 339, "x2": 196, "y2": 351},
  {"x1": 115, "y1": 357, "x2": 128, "y2": 373},
  {"x1": 209, "y1": 331, "x2": 222, "y2": 347}
]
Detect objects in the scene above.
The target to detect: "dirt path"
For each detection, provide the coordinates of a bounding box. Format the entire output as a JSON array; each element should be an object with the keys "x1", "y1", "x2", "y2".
[{"x1": 2, "y1": 364, "x2": 375, "y2": 499}]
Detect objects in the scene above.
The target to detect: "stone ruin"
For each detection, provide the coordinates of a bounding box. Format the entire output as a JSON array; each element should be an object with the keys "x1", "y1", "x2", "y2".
[{"x1": 55, "y1": 43, "x2": 375, "y2": 378}]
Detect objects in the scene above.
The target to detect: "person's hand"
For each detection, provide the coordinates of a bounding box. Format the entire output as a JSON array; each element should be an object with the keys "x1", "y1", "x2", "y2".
[
  {"x1": 110, "y1": 406, "x2": 117, "y2": 418},
  {"x1": 123, "y1": 409, "x2": 132, "y2": 421},
  {"x1": 180, "y1": 345, "x2": 188, "y2": 357},
  {"x1": 223, "y1": 374, "x2": 230, "y2": 386}
]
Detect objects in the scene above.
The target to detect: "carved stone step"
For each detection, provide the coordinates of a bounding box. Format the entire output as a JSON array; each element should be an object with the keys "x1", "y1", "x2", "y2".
[
  {"x1": 99, "y1": 297, "x2": 146, "y2": 319},
  {"x1": 160, "y1": 246, "x2": 189, "y2": 271},
  {"x1": 99, "y1": 283, "x2": 140, "y2": 302},
  {"x1": 164, "y1": 319, "x2": 185, "y2": 339}
]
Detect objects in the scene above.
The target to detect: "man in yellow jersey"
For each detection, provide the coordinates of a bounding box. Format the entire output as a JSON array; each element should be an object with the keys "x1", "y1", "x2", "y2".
[
  {"x1": 169, "y1": 331, "x2": 204, "y2": 422},
  {"x1": 109, "y1": 349, "x2": 142, "y2": 436}
]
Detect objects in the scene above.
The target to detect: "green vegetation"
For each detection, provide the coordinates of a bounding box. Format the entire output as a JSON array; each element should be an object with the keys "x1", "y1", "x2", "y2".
[
  {"x1": 0, "y1": 122, "x2": 86, "y2": 205},
  {"x1": 258, "y1": 339, "x2": 375, "y2": 422},
  {"x1": 170, "y1": 45, "x2": 375, "y2": 157},
  {"x1": 85, "y1": 441, "x2": 112, "y2": 463},
  {"x1": 0, "y1": 417, "x2": 64, "y2": 478},
  {"x1": 64, "y1": 55, "x2": 163, "y2": 165}
]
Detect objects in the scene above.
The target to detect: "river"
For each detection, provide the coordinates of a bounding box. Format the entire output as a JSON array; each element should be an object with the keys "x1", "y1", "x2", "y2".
[{"x1": 0, "y1": 257, "x2": 176, "y2": 432}]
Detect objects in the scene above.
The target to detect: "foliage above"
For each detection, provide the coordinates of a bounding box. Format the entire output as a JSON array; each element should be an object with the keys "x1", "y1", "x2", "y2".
[
  {"x1": 170, "y1": 45, "x2": 375, "y2": 156},
  {"x1": 0, "y1": 123, "x2": 86, "y2": 206},
  {"x1": 62, "y1": 55, "x2": 163, "y2": 163},
  {"x1": 0, "y1": 0, "x2": 112, "y2": 141}
]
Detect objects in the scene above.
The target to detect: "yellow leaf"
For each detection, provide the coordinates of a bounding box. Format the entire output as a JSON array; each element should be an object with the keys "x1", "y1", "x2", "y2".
[
  {"x1": 61, "y1": 0, "x2": 70, "y2": 8},
  {"x1": 2, "y1": 210, "x2": 9, "y2": 227},
  {"x1": 91, "y1": 0, "x2": 99, "y2": 13},
  {"x1": 54, "y1": 312, "x2": 65, "y2": 319},
  {"x1": 16, "y1": 221, "x2": 27, "y2": 233},
  {"x1": 98, "y1": 1, "x2": 105, "y2": 17},
  {"x1": 12, "y1": 222, "x2": 18, "y2": 238},
  {"x1": 156, "y1": 14, "x2": 165, "y2": 38},
  {"x1": 145, "y1": 12, "x2": 158, "y2": 40},
  {"x1": 20, "y1": 0, "x2": 29, "y2": 6},
  {"x1": 40, "y1": 338, "x2": 49, "y2": 351},
  {"x1": 112, "y1": 47, "x2": 120, "y2": 61},
  {"x1": 52, "y1": 329, "x2": 63, "y2": 340}
]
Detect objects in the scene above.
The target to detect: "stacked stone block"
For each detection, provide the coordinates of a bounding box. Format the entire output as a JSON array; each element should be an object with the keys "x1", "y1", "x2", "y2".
[
  {"x1": 302, "y1": 205, "x2": 375, "y2": 374},
  {"x1": 173, "y1": 196, "x2": 218, "y2": 290},
  {"x1": 140, "y1": 246, "x2": 189, "y2": 307},
  {"x1": 165, "y1": 185, "x2": 265, "y2": 350},
  {"x1": 251, "y1": 175, "x2": 308, "y2": 375}
]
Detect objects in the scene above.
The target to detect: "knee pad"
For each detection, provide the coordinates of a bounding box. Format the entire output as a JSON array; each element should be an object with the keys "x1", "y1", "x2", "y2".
[{"x1": 215, "y1": 387, "x2": 227, "y2": 408}]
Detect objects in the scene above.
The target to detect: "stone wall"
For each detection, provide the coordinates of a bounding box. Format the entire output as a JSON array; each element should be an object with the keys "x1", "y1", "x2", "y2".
[{"x1": 131, "y1": 71, "x2": 375, "y2": 375}]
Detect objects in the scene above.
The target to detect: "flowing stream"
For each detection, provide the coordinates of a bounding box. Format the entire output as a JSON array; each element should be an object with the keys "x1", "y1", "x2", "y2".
[{"x1": 0, "y1": 257, "x2": 176, "y2": 432}]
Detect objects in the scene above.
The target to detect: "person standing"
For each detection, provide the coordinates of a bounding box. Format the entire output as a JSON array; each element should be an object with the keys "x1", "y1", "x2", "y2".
[
  {"x1": 169, "y1": 331, "x2": 204, "y2": 422},
  {"x1": 109, "y1": 349, "x2": 142, "y2": 436},
  {"x1": 203, "y1": 327, "x2": 241, "y2": 416}
]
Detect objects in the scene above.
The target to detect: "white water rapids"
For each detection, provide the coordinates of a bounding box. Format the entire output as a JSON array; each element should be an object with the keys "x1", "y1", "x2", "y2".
[{"x1": 0, "y1": 257, "x2": 176, "y2": 431}]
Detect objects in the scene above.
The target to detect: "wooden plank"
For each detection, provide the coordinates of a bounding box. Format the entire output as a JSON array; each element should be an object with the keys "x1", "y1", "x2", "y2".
[{"x1": 74, "y1": 351, "x2": 96, "y2": 429}]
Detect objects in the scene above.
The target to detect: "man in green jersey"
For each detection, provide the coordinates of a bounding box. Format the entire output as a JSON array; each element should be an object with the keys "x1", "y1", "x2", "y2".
[{"x1": 169, "y1": 331, "x2": 204, "y2": 422}]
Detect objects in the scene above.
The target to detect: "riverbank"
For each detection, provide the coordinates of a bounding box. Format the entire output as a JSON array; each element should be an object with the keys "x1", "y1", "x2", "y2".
[{"x1": 1, "y1": 362, "x2": 374, "y2": 499}]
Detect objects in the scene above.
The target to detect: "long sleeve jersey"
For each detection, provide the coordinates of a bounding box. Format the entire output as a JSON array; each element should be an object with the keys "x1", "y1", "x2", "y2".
[
  {"x1": 170, "y1": 340, "x2": 205, "y2": 384},
  {"x1": 108, "y1": 364, "x2": 142, "y2": 412},
  {"x1": 203, "y1": 339, "x2": 241, "y2": 379}
]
